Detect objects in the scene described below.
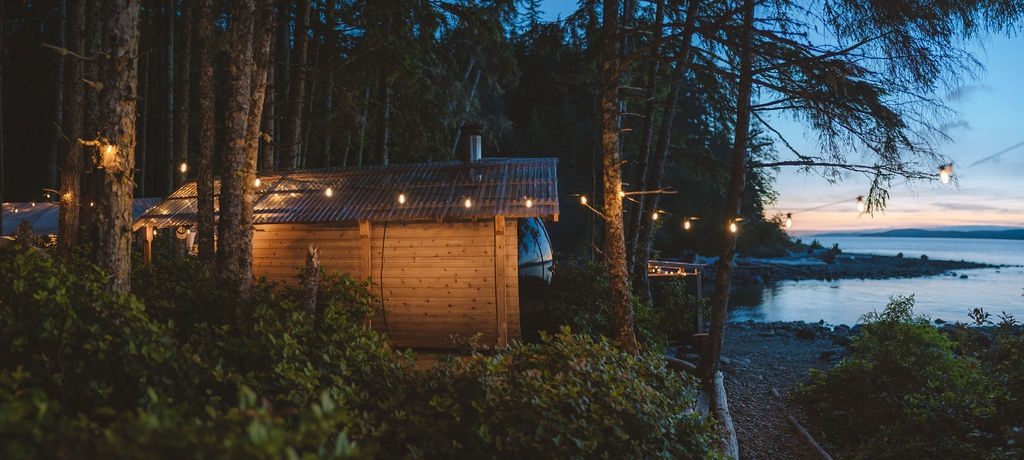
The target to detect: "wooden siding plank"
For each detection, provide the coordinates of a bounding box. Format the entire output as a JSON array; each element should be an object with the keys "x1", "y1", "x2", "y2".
[{"x1": 494, "y1": 216, "x2": 508, "y2": 347}]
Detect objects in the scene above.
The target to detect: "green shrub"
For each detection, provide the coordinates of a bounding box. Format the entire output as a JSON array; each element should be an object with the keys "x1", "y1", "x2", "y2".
[
  {"x1": 378, "y1": 330, "x2": 722, "y2": 459},
  {"x1": 796, "y1": 296, "x2": 1016, "y2": 459},
  {"x1": 537, "y1": 259, "x2": 704, "y2": 351},
  {"x1": 0, "y1": 247, "x2": 720, "y2": 459}
]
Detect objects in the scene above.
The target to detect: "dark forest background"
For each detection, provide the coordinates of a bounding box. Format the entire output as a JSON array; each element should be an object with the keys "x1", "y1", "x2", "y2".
[{"x1": 0, "y1": 0, "x2": 791, "y2": 258}]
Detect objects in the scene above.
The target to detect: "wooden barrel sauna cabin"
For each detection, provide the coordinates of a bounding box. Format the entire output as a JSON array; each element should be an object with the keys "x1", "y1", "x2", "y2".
[{"x1": 133, "y1": 158, "x2": 559, "y2": 349}]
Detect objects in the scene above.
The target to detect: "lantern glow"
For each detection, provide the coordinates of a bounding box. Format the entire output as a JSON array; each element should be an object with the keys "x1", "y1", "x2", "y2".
[
  {"x1": 325, "y1": 187, "x2": 334, "y2": 197},
  {"x1": 580, "y1": 195, "x2": 588, "y2": 205},
  {"x1": 398, "y1": 192, "x2": 407, "y2": 205}
]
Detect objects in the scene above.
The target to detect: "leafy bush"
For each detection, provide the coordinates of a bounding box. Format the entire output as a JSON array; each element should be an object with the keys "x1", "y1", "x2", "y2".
[
  {"x1": 379, "y1": 330, "x2": 722, "y2": 459},
  {"x1": 0, "y1": 247, "x2": 720, "y2": 458},
  {"x1": 535, "y1": 259, "x2": 704, "y2": 351},
  {"x1": 796, "y1": 296, "x2": 1021, "y2": 459}
]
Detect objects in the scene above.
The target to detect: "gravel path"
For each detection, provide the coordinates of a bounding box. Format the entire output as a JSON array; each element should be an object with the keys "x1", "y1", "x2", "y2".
[{"x1": 719, "y1": 322, "x2": 845, "y2": 460}]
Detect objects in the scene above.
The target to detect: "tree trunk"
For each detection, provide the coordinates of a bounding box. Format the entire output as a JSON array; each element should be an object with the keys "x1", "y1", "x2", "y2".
[
  {"x1": 322, "y1": 78, "x2": 333, "y2": 166},
  {"x1": 195, "y1": 0, "x2": 215, "y2": 263},
  {"x1": 0, "y1": 0, "x2": 4, "y2": 235},
  {"x1": 137, "y1": 48, "x2": 149, "y2": 195},
  {"x1": 302, "y1": 244, "x2": 320, "y2": 320},
  {"x1": 377, "y1": 71, "x2": 390, "y2": 166},
  {"x1": 600, "y1": 0, "x2": 640, "y2": 355},
  {"x1": 696, "y1": 0, "x2": 755, "y2": 380},
  {"x1": 278, "y1": 0, "x2": 309, "y2": 169},
  {"x1": 79, "y1": 0, "x2": 104, "y2": 241},
  {"x1": 95, "y1": 0, "x2": 141, "y2": 293},
  {"x1": 173, "y1": 0, "x2": 192, "y2": 189},
  {"x1": 163, "y1": 0, "x2": 175, "y2": 194},
  {"x1": 49, "y1": 0, "x2": 67, "y2": 191},
  {"x1": 356, "y1": 86, "x2": 369, "y2": 166},
  {"x1": 260, "y1": 40, "x2": 275, "y2": 171},
  {"x1": 218, "y1": 0, "x2": 274, "y2": 299},
  {"x1": 632, "y1": 0, "x2": 699, "y2": 303},
  {"x1": 625, "y1": 0, "x2": 664, "y2": 274},
  {"x1": 58, "y1": 0, "x2": 85, "y2": 257},
  {"x1": 274, "y1": 0, "x2": 289, "y2": 170}
]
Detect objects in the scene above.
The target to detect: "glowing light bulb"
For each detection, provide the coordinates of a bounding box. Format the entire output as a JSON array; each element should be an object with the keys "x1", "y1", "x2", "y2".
[
  {"x1": 651, "y1": 211, "x2": 659, "y2": 221},
  {"x1": 179, "y1": 162, "x2": 188, "y2": 174},
  {"x1": 618, "y1": 190, "x2": 625, "y2": 198},
  {"x1": 30, "y1": 202, "x2": 35, "y2": 207},
  {"x1": 398, "y1": 192, "x2": 407, "y2": 205},
  {"x1": 464, "y1": 197, "x2": 473, "y2": 208},
  {"x1": 856, "y1": 196, "x2": 866, "y2": 213},
  {"x1": 524, "y1": 198, "x2": 533, "y2": 208},
  {"x1": 254, "y1": 177, "x2": 261, "y2": 187},
  {"x1": 683, "y1": 219, "x2": 691, "y2": 230},
  {"x1": 89, "y1": 201, "x2": 95, "y2": 207},
  {"x1": 325, "y1": 187, "x2": 334, "y2": 197},
  {"x1": 785, "y1": 213, "x2": 793, "y2": 229},
  {"x1": 729, "y1": 221, "x2": 738, "y2": 233},
  {"x1": 580, "y1": 195, "x2": 588, "y2": 205},
  {"x1": 939, "y1": 163, "x2": 953, "y2": 184}
]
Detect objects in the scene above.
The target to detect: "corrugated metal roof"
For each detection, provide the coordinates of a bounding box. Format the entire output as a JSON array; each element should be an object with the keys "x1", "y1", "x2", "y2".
[
  {"x1": 134, "y1": 158, "x2": 559, "y2": 229},
  {"x1": 4, "y1": 198, "x2": 163, "y2": 236}
]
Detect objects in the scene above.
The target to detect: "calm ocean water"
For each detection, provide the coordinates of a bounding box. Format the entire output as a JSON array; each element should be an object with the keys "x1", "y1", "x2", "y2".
[{"x1": 728, "y1": 237, "x2": 1024, "y2": 325}]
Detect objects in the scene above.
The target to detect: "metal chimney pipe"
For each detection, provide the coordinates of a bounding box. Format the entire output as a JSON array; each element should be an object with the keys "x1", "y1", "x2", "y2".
[{"x1": 462, "y1": 122, "x2": 483, "y2": 162}]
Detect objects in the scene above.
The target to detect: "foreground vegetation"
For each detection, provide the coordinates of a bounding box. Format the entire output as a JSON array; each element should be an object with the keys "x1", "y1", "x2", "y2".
[
  {"x1": 797, "y1": 296, "x2": 1024, "y2": 459},
  {"x1": 0, "y1": 246, "x2": 721, "y2": 459}
]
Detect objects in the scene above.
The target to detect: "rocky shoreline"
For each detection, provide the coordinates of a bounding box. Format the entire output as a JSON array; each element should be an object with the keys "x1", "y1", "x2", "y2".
[{"x1": 701, "y1": 251, "x2": 996, "y2": 286}]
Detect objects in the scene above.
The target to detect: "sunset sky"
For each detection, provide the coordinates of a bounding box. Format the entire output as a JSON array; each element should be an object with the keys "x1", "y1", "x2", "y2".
[{"x1": 540, "y1": 1, "x2": 1024, "y2": 233}]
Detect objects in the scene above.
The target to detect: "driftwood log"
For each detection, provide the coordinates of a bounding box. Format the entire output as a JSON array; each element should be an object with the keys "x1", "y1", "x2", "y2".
[
  {"x1": 787, "y1": 415, "x2": 834, "y2": 460},
  {"x1": 712, "y1": 371, "x2": 740, "y2": 459},
  {"x1": 302, "y1": 244, "x2": 320, "y2": 320}
]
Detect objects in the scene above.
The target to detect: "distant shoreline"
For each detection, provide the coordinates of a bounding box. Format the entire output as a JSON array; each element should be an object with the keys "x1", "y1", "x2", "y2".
[
  {"x1": 701, "y1": 250, "x2": 996, "y2": 286},
  {"x1": 808, "y1": 228, "x2": 1024, "y2": 241}
]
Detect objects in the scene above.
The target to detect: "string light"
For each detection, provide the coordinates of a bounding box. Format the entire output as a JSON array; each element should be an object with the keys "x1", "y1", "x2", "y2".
[
  {"x1": 179, "y1": 162, "x2": 188, "y2": 174},
  {"x1": 30, "y1": 202, "x2": 35, "y2": 207},
  {"x1": 618, "y1": 190, "x2": 625, "y2": 198},
  {"x1": 254, "y1": 177, "x2": 261, "y2": 187},
  {"x1": 324, "y1": 187, "x2": 334, "y2": 197},
  {"x1": 524, "y1": 197, "x2": 533, "y2": 208},
  {"x1": 683, "y1": 219, "x2": 692, "y2": 230},
  {"x1": 651, "y1": 210, "x2": 660, "y2": 221},
  {"x1": 784, "y1": 213, "x2": 793, "y2": 228},
  {"x1": 580, "y1": 195, "x2": 588, "y2": 205},
  {"x1": 856, "y1": 196, "x2": 866, "y2": 213},
  {"x1": 89, "y1": 201, "x2": 95, "y2": 207},
  {"x1": 729, "y1": 221, "x2": 738, "y2": 233},
  {"x1": 464, "y1": 197, "x2": 473, "y2": 208},
  {"x1": 397, "y1": 192, "x2": 407, "y2": 205},
  {"x1": 939, "y1": 163, "x2": 953, "y2": 184}
]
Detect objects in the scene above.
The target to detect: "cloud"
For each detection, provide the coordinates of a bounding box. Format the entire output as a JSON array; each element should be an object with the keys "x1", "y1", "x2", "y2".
[{"x1": 945, "y1": 84, "x2": 992, "y2": 102}]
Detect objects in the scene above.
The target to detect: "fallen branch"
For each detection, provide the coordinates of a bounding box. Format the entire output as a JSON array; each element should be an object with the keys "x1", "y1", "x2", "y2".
[
  {"x1": 40, "y1": 42, "x2": 99, "y2": 61},
  {"x1": 712, "y1": 371, "x2": 740, "y2": 459},
  {"x1": 787, "y1": 415, "x2": 834, "y2": 460},
  {"x1": 665, "y1": 355, "x2": 697, "y2": 374}
]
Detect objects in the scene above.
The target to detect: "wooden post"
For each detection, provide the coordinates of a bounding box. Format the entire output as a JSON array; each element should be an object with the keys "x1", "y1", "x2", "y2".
[
  {"x1": 359, "y1": 219, "x2": 372, "y2": 329},
  {"x1": 696, "y1": 270, "x2": 704, "y2": 332},
  {"x1": 358, "y1": 220, "x2": 371, "y2": 279},
  {"x1": 143, "y1": 225, "x2": 154, "y2": 265},
  {"x1": 494, "y1": 215, "x2": 508, "y2": 347}
]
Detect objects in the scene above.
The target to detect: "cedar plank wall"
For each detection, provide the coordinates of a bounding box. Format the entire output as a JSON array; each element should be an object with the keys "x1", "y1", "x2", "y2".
[{"x1": 251, "y1": 220, "x2": 520, "y2": 349}]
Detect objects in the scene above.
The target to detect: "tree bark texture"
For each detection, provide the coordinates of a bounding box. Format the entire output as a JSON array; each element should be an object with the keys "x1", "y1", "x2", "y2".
[
  {"x1": 377, "y1": 71, "x2": 390, "y2": 166},
  {"x1": 632, "y1": 0, "x2": 699, "y2": 302},
  {"x1": 49, "y1": 0, "x2": 67, "y2": 190},
  {"x1": 173, "y1": 0, "x2": 192, "y2": 189},
  {"x1": 58, "y1": 0, "x2": 86, "y2": 257},
  {"x1": 218, "y1": 0, "x2": 274, "y2": 299},
  {"x1": 697, "y1": 0, "x2": 755, "y2": 380},
  {"x1": 195, "y1": 0, "x2": 216, "y2": 262},
  {"x1": 625, "y1": 0, "x2": 664, "y2": 274},
  {"x1": 95, "y1": 0, "x2": 141, "y2": 293},
  {"x1": 600, "y1": 0, "x2": 640, "y2": 355},
  {"x1": 163, "y1": 0, "x2": 175, "y2": 194},
  {"x1": 279, "y1": 0, "x2": 309, "y2": 169},
  {"x1": 260, "y1": 42, "x2": 275, "y2": 172}
]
